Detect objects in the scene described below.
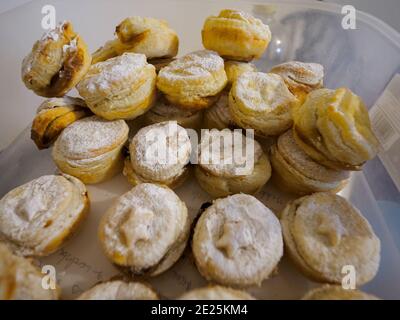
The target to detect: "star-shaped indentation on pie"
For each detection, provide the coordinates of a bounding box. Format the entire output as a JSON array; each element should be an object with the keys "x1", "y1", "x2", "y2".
[
  {"x1": 316, "y1": 212, "x2": 345, "y2": 247},
  {"x1": 16, "y1": 192, "x2": 48, "y2": 222},
  {"x1": 120, "y1": 208, "x2": 154, "y2": 246},
  {"x1": 216, "y1": 220, "x2": 253, "y2": 258}
]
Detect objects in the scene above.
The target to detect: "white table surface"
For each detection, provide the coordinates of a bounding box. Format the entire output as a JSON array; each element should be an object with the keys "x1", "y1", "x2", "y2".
[{"x1": 0, "y1": 0, "x2": 399, "y2": 150}]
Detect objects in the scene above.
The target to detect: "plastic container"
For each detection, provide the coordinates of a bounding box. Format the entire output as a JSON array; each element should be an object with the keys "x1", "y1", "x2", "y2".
[{"x1": 0, "y1": 0, "x2": 399, "y2": 299}]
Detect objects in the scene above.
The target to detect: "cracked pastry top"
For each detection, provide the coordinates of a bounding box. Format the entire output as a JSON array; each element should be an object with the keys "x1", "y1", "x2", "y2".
[
  {"x1": 92, "y1": 16, "x2": 179, "y2": 64},
  {"x1": 22, "y1": 21, "x2": 91, "y2": 97}
]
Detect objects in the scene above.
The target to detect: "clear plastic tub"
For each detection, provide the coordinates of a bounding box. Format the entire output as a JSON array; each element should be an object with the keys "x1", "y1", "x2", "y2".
[{"x1": 0, "y1": 0, "x2": 399, "y2": 299}]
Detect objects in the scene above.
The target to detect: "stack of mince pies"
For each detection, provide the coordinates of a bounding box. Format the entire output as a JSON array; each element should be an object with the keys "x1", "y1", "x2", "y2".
[{"x1": 0, "y1": 7, "x2": 383, "y2": 300}]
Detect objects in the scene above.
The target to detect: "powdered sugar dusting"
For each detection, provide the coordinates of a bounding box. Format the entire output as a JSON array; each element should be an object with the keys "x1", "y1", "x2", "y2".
[
  {"x1": 234, "y1": 71, "x2": 296, "y2": 112},
  {"x1": 270, "y1": 61, "x2": 324, "y2": 87},
  {"x1": 55, "y1": 116, "x2": 127, "y2": 158},
  {"x1": 101, "y1": 183, "x2": 184, "y2": 261},
  {"x1": 130, "y1": 121, "x2": 191, "y2": 181},
  {"x1": 41, "y1": 21, "x2": 68, "y2": 42},
  {"x1": 194, "y1": 194, "x2": 283, "y2": 285},
  {"x1": 0, "y1": 176, "x2": 67, "y2": 239},
  {"x1": 0, "y1": 175, "x2": 87, "y2": 256},
  {"x1": 79, "y1": 53, "x2": 147, "y2": 94},
  {"x1": 158, "y1": 50, "x2": 224, "y2": 81},
  {"x1": 63, "y1": 38, "x2": 77, "y2": 53}
]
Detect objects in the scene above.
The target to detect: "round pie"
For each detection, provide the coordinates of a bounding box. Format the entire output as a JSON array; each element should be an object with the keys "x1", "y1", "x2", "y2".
[
  {"x1": 52, "y1": 116, "x2": 129, "y2": 184},
  {"x1": 77, "y1": 53, "x2": 157, "y2": 120},
  {"x1": 270, "y1": 130, "x2": 349, "y2": 195},
  {"x1": 195, "y1": 129, "x2": 271, "y2": 198},
  {"x1": 280, "y1": 192, "x2": 381, "y2": 285},
  {"x1": 124, "y1": 121, "x2": 191, "y2": 188},
  {"x1": 157, "y1": 50, "x2": 227, "y2": 110},
  {"x1": 229, "y1": 71, "x2": 299, "y2": 136},
  {"x1": 293, "y1": 88, "x2": 379, "y2": 170},
  {"x1": 270, "y1": 61, "x2": 324, "y2": 103},
  {"x1": 99, "y1": 183, "x2": 190, "y2": 276},
  {"x1": 192, "y1": 194, "x2": 283, "y2": 286},
  {"x1": 0, "y1": 174, "x2": 89, "y2": 257}
]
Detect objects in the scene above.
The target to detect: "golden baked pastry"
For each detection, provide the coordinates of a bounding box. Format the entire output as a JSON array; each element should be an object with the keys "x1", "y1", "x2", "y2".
[
  {"x1": 192, "y1": 194, "x2": 283, "y2": 286},
  {"x1": 99, "y1": 183, "x2": 189, "y2": 276},
  {"x1": 270, "y1": 61, "x2": 324, "y2": 103},
  {"x1": 195, "y1": 129, "x2": 271, "y2": 198},
  {"x1": 270, "y1": 130, "x2": 349, "y2": 195},
  {"x1": 124, "y1": 121, "x2": 191, "y2": 188},
  {"x1": 77, "y1": 53, "x2": 156, "y2": 120},
  {"x1": 202, "y1": 9, "x2": 272, "y2": 61},
  {"x1": 148, "y1": 57, "x2": 176, "y2": 73},
  {"x1": 179, "y1": 285, "x2": 255, "y2": 300},
  {"x1": 77, "y1": 280, "x2": 158, "y2": 300},
  {"x1": 302, "y1": 285, "x2": 380, "y2": 300},
  {"x1": 21, "y1": 21, "x2": 91, "y2": 97},
  {"x1": 293, "y1": 88, "x2": 379, "y2": 170},
  {"x1": 91, "y1": 39, "x2": 120, "y2": 65},
  {"x1": 142, "y1": 98, "x2": 203, "y2": 129},
  {"x1": 229, "y1": 72, "x2": 299, "y2": 136},
  {"x1": 52, "y1": 116, "x2": 129, "y2": 184},
  {"x1": 0, "y1": 174, "x2": 89, "y2": 257},
  {"x1": 0, "y1": 244, "x2": 60, "y2": 300},
  {"x1": 280, "y1": 192, "x2": 381, "y2": 285},
  {"x1": 224, "y1": 60, "x2": 257, "y2": 89},
  {"x1": 157, "y1": 50, "x2": 227, "y2": 110},
  {"x1": 203, "y1": 91, "x2": 235, "y2": 130},
  {"x1": 92, "y1": 16, "x2": 178, "y2": 64},
  {"x1": 31, "y1": 96, "x2": 91, "y2": 149}
]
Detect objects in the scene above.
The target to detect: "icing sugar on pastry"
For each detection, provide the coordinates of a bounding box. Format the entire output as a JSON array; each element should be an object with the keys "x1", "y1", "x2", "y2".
[
  {"x1": 84, "y1": 53, "x2": 147, "y2": 94},
  {"x1": 160, "y1": 50, "x2": 223, "y2": 80},
  {"x1": 229, "y1": 71, "x2": 298, "y2": 136},
  {"x1": 99, "y1": 183, "x2": 189, "y2": 276},
  {"x1": 55, "y1": 116, "x2": 127, "y2": 159},
  {"x1": 0, "y1": 174, "x2": 89, "y2": 256},
  {"x1": 192, "y1": 194, "x2": 283, "y2": 286},
  {"x1": 157, "y1": 50, "x2": 227, "y2": 110},
  {"x1": 280, "y1": 192, "x2": 381, "y2": 285},
  {"x1": 77, "y1": 52, "x2": 156, "y2": 120},
  {"x1": 128, "y1": 121, "x2": 191, "y2": 183}
]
